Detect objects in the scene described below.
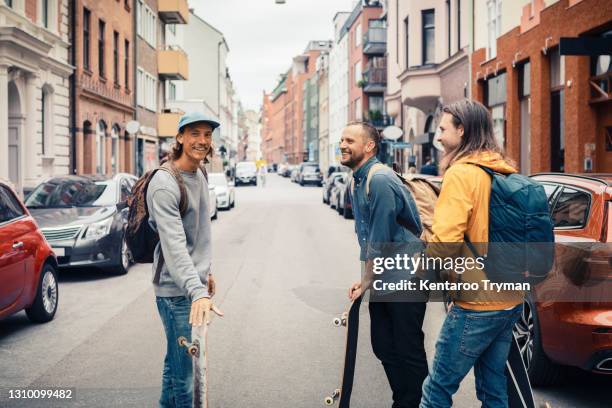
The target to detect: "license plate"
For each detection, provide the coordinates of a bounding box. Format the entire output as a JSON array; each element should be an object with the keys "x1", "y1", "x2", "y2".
[{"x1": 52, "y1": 247, "x2": 65, "y2": 257}]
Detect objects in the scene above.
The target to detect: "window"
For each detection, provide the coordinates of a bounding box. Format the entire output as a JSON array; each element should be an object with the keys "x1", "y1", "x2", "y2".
[
  {"x1": 446, "y1": 0, "x2": 451, "y2": 57},
  {"x1": 113, "y1": 31, "x2": 119, "y2": 85},
  {"x1": 168, "y1": 24, "x2": 176, "y2": 35},
  {"x1": 42, "y1": 0, "x2": 49, "y2": 28},
  {"x1": 354, "y1": 97, "x2": 362, "y2": 120},
  {"x1": 355, "y1": 24, "x2": 361, "y2": 47},
  {"x1": 83, "y1": 8, "x2": 91, "y2": 70},
  {"x1": 169, "y1": 82, "x2": 176, "y2": 101},
  {"x1": 41, "y1": 90, "x2": 46, "y2": 155},
  {"x1": 487, "y1": 0, "x2": 502, "y2": 59},
  {"x1": 5, "y1": 0, "x2": 13, "y2": 8},
  {"x1": 354, "y1": 61, "x2": 361, "y2": 85},
  {"x1": 485, "y1": 72, "x2": 507, "y2": 147},
  {"x1": 96, "y1": 121, "x2": 107, "y2": 175},
  {"x1": 98, "y1": 20, "x2": 106, "y2": 78},
  {"x1": 111, "y1": 126, "x2": 120, "y2": 174},
  {"x1": 137, "y1": 0, "x2": 157, "y2": 47},
  {"x1": 550, "y1": 48, "x2": 565, "y2": 172},
  {"x1": 0, "y1": 186, "x2": 25, "y2": 224},
  {"x1": 124, "y1": 40, "x2": 130, "y2": 90},
  {"x1": 551, "y1": 188, "x2": 590, "y2": 229},
  {"x1": 457, "y1": 0, "x2": 461, "y2": 51},
  {"x1": 422, "y1": 10, "x2": 435, "y2": 65},
  {"x1": 404, "y1": 17, "x2": 409, "y2": 69},
  {"x1": 137, "y1": 68, "x2": 157, "y2": 111}
]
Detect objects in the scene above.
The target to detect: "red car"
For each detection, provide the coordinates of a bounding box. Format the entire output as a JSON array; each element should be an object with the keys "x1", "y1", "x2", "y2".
[
  {"x1": 0, "y1": 179, "x2": 59, "y2": 323},
  {"x1": 516, "y1": 173, "x2": 612, "y2": 385}
]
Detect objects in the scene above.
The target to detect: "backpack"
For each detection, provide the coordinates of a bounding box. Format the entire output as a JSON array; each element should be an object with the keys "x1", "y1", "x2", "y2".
[
  {"x1": 465, "y1": 165, "x2": 555, "y2": 285},
  {"x1": 354, "y1": 163, "x2": 440, "y2": 241},
  {"x1": 125, "y1": 161, "x2": 207, "y2": 283}
]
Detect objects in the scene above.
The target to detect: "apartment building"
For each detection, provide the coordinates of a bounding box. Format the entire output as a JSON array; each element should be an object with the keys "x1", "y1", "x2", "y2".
[{"x1": 0, "y1": 0, "x2": 72, "y2": 194}]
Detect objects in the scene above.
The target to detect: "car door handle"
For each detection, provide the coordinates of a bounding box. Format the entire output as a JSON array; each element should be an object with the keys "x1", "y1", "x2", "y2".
[{"x1": 12, "y1": 242, "x2": 24, "y2": 249}]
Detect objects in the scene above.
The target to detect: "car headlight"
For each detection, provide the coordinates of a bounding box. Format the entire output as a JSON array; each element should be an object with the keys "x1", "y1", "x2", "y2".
[{"x1": 84, "y1": 217, "x2": 114, "y2": 239}]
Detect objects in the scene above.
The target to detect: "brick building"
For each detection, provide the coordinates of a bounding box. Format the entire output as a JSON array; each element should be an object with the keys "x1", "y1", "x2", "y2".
[
  {"x1": 472, "y1": 0, "x2": 612, "y2": 174},
  {"x1": 0, "y1": 0, "x2": 72, "y2": 194},
  {"x1": 72, "y1": 0, "x2": 135, "y2": 176}
]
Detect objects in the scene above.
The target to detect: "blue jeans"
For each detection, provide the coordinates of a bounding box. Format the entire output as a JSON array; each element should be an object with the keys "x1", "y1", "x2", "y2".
[
  {"x1": 156, "y1": 296, "x2": 193, "y2": 408},
  {"x1": 420, "y1": 304, "x2": 522, "y2": 408}
]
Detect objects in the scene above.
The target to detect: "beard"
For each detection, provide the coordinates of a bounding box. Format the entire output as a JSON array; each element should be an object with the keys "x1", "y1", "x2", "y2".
[{"x1": 340, "y1": 149, "x2": 364, "y2": 169}]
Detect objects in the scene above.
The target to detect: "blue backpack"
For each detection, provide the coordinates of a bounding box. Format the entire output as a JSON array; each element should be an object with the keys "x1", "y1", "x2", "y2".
[{"x1": 466, "y1": 165, "x2": 555, "y2": 285}]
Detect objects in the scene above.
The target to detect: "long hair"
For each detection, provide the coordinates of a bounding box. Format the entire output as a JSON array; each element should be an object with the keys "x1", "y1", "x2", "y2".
[
  {"x1": 439, "y1": 99, "x2": 512, "y2": 171},
  {"x1": 168, "y1": 133, "x2": 213, "y2": 164}
]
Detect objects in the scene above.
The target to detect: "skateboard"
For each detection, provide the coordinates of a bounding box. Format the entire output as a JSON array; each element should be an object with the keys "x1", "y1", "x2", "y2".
[
  {"x1": 506, "y1": 331, "x2": 536, "y2": 408},
  {"x1": 325, "y1": 295, "x2": 363, "y2": 407},
  {"x1": 178, "y1": 323, "x2": 209, "y2": 408}
]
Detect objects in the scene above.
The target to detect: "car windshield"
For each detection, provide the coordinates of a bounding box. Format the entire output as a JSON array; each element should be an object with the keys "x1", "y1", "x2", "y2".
[
  {"x1": 25, "y1": 179, "x2": 116, "y2": 208},
  {"x1": 236, "y1": 162, "x2": 256, "y2": 172},
  {"x1": 303, "y1": 165, "x2": 319, "y2": 174},
  {"x1": 209, "y1": 174, "x2": 228, "y2": 187}
]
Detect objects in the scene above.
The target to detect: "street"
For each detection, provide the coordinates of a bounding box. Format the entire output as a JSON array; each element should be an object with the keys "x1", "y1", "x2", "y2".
[{"x1": 0, "y1": 174, "x2": 610, "y2": 408}]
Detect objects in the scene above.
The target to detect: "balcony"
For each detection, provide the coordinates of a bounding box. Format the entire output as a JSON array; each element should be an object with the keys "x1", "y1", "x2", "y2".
[
  {"x1": 363, "y1": 27, "x2": 386, "y2": 55},
  {"x1": 367, "y1": 113, "x2": 393, "y2": 129},
  {"x1": 398, "y1": 65, "x2": 441, "y2": 113},
  {"x1": 158, "y1": 46, "x2": 189, "y2": 80},
  {"x1": 158, "y1": 0, "x2": 189, "y2": 24},
  {"x1": 158, "y1": 109, "x2": 183, "y2": 137},
  {"x1": 363, "y1": 61, "x2": 387, "y2": 93}
]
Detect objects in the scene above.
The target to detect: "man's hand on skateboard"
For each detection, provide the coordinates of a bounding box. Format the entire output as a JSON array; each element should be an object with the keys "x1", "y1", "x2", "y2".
[
  {"x1": 190, "y1": 297, "x2": 224, "y2": 327},
  {"x1": 348, "y1": 281, "x2": 362, "y2": 301}
]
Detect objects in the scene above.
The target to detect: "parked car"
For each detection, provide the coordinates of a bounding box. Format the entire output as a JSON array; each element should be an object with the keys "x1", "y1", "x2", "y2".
[
  {"x1": 209, "y1": 173, "x2": 235, "y2": 211},
  {"x1": 514, "y1": 173, "x2": 612, "y2": 385},
  {"x1": 0, "y1": 179, "x2": 59, "y2": 323},
  {"x1": 323, "y1": 172, "x2": 346, "y2": 204},
  {"x1": 336, "y1": 175, "x2": 353, "y2": 219},
  {"x1": 290, "y1": 166, "x2": 300, "y2": 183},
  {"x1": 298, "y1": 162, "x2": 323, "y2": 186},
  {"x1": 24, "y1": 173, "x2": 137, "y2": 275},
  {"x1": 235, "y1": 161, "x2": 257, "y2": 186},
  {"x1": 208, "y1": 185, "x2": 218, "y2": 220},
  {"x1": 278, "y1": 163, "x2": 291, "y2": 177}
]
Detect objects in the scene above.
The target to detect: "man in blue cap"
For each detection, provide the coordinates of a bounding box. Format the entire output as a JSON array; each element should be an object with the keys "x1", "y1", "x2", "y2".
[{"x1": 146, "y1": 112, "x2": 223, "y2": 407}]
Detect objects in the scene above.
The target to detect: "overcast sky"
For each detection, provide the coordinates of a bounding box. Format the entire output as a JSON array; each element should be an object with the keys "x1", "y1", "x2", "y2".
[{"x1": 191, "y1": 0, "x2": 356, "y2": 112}]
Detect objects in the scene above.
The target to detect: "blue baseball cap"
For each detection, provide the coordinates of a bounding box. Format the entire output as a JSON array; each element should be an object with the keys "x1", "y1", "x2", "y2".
[{"x1": 177, "y1": 111, "x2": 220, "y2": 133}]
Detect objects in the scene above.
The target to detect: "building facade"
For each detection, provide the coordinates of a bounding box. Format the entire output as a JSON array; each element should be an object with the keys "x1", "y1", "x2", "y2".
[
  {"x1": 472, "y1": 0, "x2": 612, "y2": 174},
  {"x1": 163, "y1": 10, "x2": 233, "y2": 171},
  {"x1": 317, "y1": 52, "x2": 330, "y2": 171},
  {"x1": 135, "y1": 0, "x2": 189, "y2": 175},
  {"x1": 0, "y1": 0, "x2": 72, "y2": 194},
  {"x1": 328, "y1": 12, "x2": 350, "y2": 168},
  {"x1": 386, "y1": 0, "x2": 470, "y2": 171},
  {"x1": 72, "y1": 0, "x2": 134, "y2": 177}
]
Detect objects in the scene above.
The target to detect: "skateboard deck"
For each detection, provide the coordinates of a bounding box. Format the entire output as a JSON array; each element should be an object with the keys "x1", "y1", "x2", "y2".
[
  {"x1": 325, "y1": 295, "x2": 363, "y2": 407},
  {"x1": 506, "y1": 331, "x2": 536, "y2": 408},
  {"x1": 178, "y1": 323, "x2": 209, "y2": 408}
]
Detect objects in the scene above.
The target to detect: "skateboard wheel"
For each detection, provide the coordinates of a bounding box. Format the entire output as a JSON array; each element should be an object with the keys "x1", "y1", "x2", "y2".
[
  {"x1": 177, "y1": 336, "x2": 188, "y2": 347},
  {"x1": 187, "y1": 345, "x2": 199, "y2": 357},
  {"x1": 324, "y1": 396, "x2": 334, "y2": 405},
  {"x1": 333, "y1": 317, "x2": 342, "y2": 327},
  {"x1": 341, "y1": 318, "x2": 347, "y2": 326}
]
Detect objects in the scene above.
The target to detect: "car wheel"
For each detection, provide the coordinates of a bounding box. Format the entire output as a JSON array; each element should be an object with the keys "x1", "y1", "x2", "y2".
[
  {"x1": 343, "y1": 207, "x2": 352, "y2": 219},
  {"x1": 26, "y1": 263, "x2": 59, "y2": 323},
  {"x1": 337, "y1": 203, "x2": 344, "y2": 215},
  {"x1": 112, "y1": 236, "x2": 131, "y2": 275},
  {"x1": 514, "y1": 298, "x2": 565, "y2": 386},
  {"x1": 212, "y1": 208, "x2": 218, "y2": 220},
  {"x1": 300, "y1": 181, "x2": 304, "y2": 186},
  {"x1": 231, "y1": 199, "x2": 235, "y2": 208}
]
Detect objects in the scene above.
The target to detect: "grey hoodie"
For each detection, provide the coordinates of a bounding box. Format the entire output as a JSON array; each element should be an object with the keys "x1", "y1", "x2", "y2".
[{"x1": 146, "y1": 168, "x2": 211, "y2": 301}]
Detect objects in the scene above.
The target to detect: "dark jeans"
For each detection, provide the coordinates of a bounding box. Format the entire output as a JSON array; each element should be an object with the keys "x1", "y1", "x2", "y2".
[
  {"x1": 156, "y1": 296, "x2": 193, "y2": 408},
  {"x1": 369, "y1": 296, "x2": 428, "y2": 408}
]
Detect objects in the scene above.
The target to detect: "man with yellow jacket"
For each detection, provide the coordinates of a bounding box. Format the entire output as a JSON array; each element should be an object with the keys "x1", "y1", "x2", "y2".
[{"x1": 419, "y1": 100, "x2": 523, "y2": 408}]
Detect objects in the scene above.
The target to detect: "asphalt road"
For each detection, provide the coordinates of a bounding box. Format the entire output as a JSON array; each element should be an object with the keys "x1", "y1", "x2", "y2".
[{"x1": 0, "y1": 174, "x2": 610, "y2": 407}]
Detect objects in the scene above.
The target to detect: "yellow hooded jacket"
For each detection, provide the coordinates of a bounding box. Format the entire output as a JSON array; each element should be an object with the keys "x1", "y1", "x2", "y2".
[{"x1": 427, "y1": 151, "x2": 524, "y2": 311}]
